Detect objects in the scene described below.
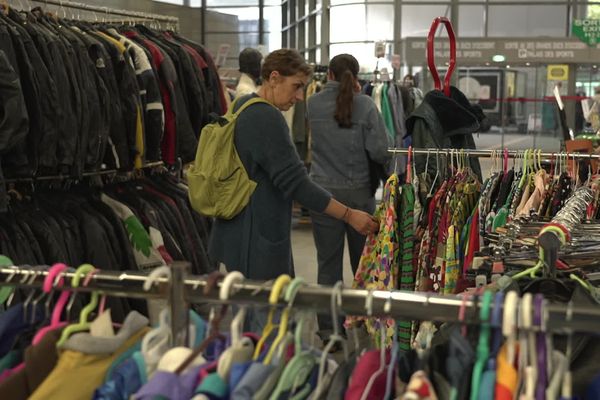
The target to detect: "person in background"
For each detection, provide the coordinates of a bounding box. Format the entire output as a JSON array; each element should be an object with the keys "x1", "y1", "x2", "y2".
[
  {"x1": 209, "y1": 49, "x2": 379, "y2": 333},
  {"x1": 306, "y1": 53, "x2": 391, "y2": 341},
  {"x1": 235, "y1": 47, "x2": 263, "y2": 99}
]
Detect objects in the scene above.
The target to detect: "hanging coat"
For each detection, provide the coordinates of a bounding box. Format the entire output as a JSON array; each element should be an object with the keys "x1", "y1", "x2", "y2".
[{"x1": 406, "y1": 86, "x2": 483, "y2": 181}]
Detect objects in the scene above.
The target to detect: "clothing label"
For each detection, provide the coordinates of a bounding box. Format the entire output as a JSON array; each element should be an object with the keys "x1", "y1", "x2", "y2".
[{"x1": 90, "y1": 309, "x2": 115, "y2": 338}]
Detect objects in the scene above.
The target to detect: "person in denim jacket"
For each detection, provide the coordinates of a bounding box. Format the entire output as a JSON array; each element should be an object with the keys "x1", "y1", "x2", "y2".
[{"x1": 307, "y1": 54, "x2": 391, "y2": 339}]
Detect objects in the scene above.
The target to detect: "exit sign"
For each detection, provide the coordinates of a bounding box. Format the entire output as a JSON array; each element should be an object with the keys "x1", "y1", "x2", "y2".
[{"x1": 573, "y1": 19, "x2": 600, "y2": 46}]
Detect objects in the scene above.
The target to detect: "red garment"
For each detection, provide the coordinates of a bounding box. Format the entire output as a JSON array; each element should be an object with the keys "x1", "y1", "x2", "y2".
[
  {"x1": 463, "y1": 209, "x2": 480, "y2": 273},
  {"x1": 345, "y1": 350, "x2": 391, "y2": 400}
]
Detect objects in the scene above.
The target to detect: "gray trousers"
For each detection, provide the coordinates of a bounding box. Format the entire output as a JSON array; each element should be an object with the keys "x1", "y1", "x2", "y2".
[{"x1": 310, "y1": 186, "x2": 375, "y2": 338}]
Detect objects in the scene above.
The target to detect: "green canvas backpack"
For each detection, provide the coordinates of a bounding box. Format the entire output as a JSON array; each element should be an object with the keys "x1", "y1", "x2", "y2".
[{"x1": 188, "y1": 97, "x2": 270, "y2": 219}]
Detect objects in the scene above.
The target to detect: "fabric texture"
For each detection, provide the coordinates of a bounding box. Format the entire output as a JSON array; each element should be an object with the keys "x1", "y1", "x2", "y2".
[
  {"x1": 346, "y1": 174, "x2": 400, "y2": 346},
  {"x1": 29, "y1": 326, "x2": 148, "y2": 400}
]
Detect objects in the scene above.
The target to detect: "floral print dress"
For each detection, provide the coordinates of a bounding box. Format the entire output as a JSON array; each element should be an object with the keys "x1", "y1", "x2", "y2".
[{"x1": 345, "y1": 174, "x2": 400, "y2": 347}]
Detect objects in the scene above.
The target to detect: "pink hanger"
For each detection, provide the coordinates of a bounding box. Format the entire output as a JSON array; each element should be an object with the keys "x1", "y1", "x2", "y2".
[
  {"x1": 5, "y1": 264, "x2": 72, "y2": 377},
  {"x1": 32, "y1": 263, "x2": 71, "y2": 345}
]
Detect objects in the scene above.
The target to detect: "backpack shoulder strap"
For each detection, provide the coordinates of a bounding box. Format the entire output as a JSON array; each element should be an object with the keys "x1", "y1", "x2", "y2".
[{"x1": 232, "y1": 97, "x2": 272, "y2": 117}]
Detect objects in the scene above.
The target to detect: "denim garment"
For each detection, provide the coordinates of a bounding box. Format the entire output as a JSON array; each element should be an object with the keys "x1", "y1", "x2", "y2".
[{"x1": 307, "y1": 81, "x2": 391, "y2": 190}]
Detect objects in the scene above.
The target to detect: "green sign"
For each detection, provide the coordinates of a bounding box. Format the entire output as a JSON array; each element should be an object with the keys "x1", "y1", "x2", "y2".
[{"x1": 572, "y1": 19, "x2": 600, "y2": 46}]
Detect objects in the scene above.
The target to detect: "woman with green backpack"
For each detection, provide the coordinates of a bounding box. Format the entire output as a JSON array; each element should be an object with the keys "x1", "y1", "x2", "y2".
[{"x1": 206, "y1": 49, "x2": 379, "y2": 332}]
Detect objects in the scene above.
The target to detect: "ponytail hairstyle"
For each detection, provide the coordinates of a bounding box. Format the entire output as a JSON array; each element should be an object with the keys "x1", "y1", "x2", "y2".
[{"x1": 329, "y1": 54, "x2": 360, "y2": 128}]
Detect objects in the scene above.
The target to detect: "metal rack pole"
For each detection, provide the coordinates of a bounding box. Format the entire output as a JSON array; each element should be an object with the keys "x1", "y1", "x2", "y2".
[
  {"x1": 3, "y1": 161, "x2": 166, "y2": 184},
  {"x1": 388, "y1": 147, "x2": 600, "y2": 160},
  {"x1": 30, "y1": 0, "x2": 179, "y2": 24},
  {"x1": 1, "y1": 267, "x2": 599, "y2": 335}
]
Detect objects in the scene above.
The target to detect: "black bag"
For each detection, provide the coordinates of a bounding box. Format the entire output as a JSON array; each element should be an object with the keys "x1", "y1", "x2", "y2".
[{"x1": 367, "y1": 154, "x2": 388, "y2": 197}]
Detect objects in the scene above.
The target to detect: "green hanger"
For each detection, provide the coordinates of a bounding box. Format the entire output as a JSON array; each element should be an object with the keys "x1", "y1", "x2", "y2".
[
  {"x1": 269, "y1": 278, "x2": 315, "y2": 400},
  {"x1": 469, "y1": 290, "x2": 493, "y2": 400},
  {"x1": 56, "y1": 264, "x2": 99, "y2": 347},
  {"x1": 512, "y1": 226, "x2": 567, "y2": 280},
  {"x1": 0, "y1": 256, "x2": 16, "y2": 304}
]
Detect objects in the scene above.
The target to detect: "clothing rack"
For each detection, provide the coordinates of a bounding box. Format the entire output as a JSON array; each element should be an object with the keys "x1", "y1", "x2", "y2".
[
  {"x1": 30, "y1": 0, "x2": 179, "y2": 25},
  {"x1": 539, "y1": 187, "x2": 594, "y2": 276},
  {"x1": 1, "y1": 264, "x2": 600, "y2": 338},
  {"x1": 3, "y1": 161, "x2": 166, "y2": 184},
  {"x1": 388, "y1": 147, "x2": 600, "y2": 161}
]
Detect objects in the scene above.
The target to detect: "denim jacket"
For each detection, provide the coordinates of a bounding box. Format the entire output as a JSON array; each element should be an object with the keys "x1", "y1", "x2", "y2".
[{"x1": 307, "y1": 81, "x2": 391, "y2": 189}]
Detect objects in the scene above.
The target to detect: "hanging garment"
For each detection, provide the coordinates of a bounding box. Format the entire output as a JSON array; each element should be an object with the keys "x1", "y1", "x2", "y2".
[
  {"x1": 398, "y1": 183, "x2": 415, "y2": 351},
  {"x1": 346, "y1": 174, "x2": 400, "y2": 346},
  {"x1": 406, "y1": 86, "x2": 483, "y2": 181},
  {"x1": 29, "y1": 312, "x2": 149, "y2": 400}
]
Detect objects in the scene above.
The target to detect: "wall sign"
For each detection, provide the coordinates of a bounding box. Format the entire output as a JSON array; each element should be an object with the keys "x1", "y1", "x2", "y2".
[
  {"x1": 547, "y1": 64, "x2": 569, "y2": 81},
  {"x1": 402, "y1": 37, "x2": 600, "y2": 64},
  {"x1": 572, "y1": 19, "x2": 600, "y2": 46}
]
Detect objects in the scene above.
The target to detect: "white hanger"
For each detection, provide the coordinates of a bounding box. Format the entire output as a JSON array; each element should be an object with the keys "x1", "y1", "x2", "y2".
[
  {"x1": 502, "y1": 291, "x2": 519, "y2": 366},
  {"x1": 359, "y1": 292, "x2": 389, "y2": 400},
  {"x1": 219, "y1": 271, "x2": 245, "y2": 345},
  {"x1": 141, "y1": 266, "x2": 173, "y2": 374},
  {"x1": 217, "y1": 272, "x2": 254, "y2": 382}
]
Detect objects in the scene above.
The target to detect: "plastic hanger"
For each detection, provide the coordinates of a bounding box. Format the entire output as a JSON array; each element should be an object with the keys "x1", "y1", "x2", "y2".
[
  {"x1": 217, "y1": 271, "x2": 255, "y2": 382},
  {"x1": 427, "y1": 16, "x2": 456, "y2": 97},
  {"x1": 469, "y1": 290, "x2": 493, "y2": 400},
  {"x1": 502, "y1": 291, "x2": 519, "y2": 366},
  {"x1": 175, "y1": 272, "x2": 227, "y2": 375},
  {"x1": 518, "y1": 293, "x2": 536, "y2": 400},
  {"x1": 384, "y1": 294, "x2": 399, "y2": 400},
  {"x1": 253, "y1": 274, "x2": 291, "y2": 360},
  {"x1": 490, "y1": 292, "x2": 505, "y2": 354},
  {"x1": 32, "y1": 263, "x2": 71, "y2": 345},
  {"x1": 56, "y1": 264, "x2": 100, "y2": 347},
  {"x1": 316, "y1": 281, "x2": 349, "y2": 391},
  {"x1": 269, "y1": 278, "x2": 313, "y2": 399},
  {"x1": 561, "y1": 301, "x2": 574, "y2": 399},
  {"x1": 428, "y1": 149, "x2": 441, "y2": 198},
  {"x1": 359, "y1": 291, "x2": 389, "y2": 400},
  {"x1": 0, "y1": 256, "x2": 16, "y2": 304},
  {"x1": 220, "y1": 271, "x2": 245, "y2": 345},
  {"x1": 533, "y1": 294, "x2": 548, "y2": 400},
  {"x1": 141, "y1": 266, "x2": 173, "y2": 364}
]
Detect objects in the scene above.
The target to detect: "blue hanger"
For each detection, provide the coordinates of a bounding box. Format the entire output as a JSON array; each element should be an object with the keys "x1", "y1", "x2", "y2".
[{"x1": 490, "y1": 292, "x2": 504, "y2": 355}]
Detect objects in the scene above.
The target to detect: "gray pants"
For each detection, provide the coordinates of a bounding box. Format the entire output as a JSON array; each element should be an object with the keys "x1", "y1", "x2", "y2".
[{"x1": 310, "y1": 187, "x2": 375, "y2": 338}]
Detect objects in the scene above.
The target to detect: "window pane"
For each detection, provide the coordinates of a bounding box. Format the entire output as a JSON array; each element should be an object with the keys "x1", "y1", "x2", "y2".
[
  {"x1": 206, "y1": 32, "x2": 260, "y2": 67},
  {"x1": 265, "y1": 6, "x2": 282, "y2": 50},
  {"x1": 401, "y1": 5, "x2": 450, "y2": 37},
  {"x1": 153, "y1": 0, "x2": 183, "y2": 5},
  {"x1": 331, "y1": 0, "x2": 363, "y2": 5},
  {"x1": 488, "y1": 5, "x2": 567, "y2": 37},
  {"x1": 206, "y1": 0, "x2": 258, "y2": 5},
  {"x1": 206, "y1": 7, "x2": 259, "y2": 32},
  {"x1": 264, "y1": 5, "x2": 281, "y2": 33},
  {"x1": 330, "y1": 4, "x2": 366, "y2": 42},
  {"x1": 330, "y1": 43, "x2": 393, "y2": 73},
  {"x1": 316, "y1": 13, "x2": 322, "y2": 44},
  {"x1": 459, "y1": 5, "x2": 484, "y2": 37},
  {"x1": 366, "y1": 5, "x2": 394, "y2": 41}
]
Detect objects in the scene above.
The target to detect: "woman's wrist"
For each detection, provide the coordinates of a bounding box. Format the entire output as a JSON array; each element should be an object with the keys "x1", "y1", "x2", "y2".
[{"x1": 342, "y1": 207, "x2": 352, "y2": 223}]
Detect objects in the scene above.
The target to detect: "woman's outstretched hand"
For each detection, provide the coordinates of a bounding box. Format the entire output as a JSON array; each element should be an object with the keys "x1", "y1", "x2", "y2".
[{"x1": 346, "y1": 209, "x2": 379, "y2": 236}]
